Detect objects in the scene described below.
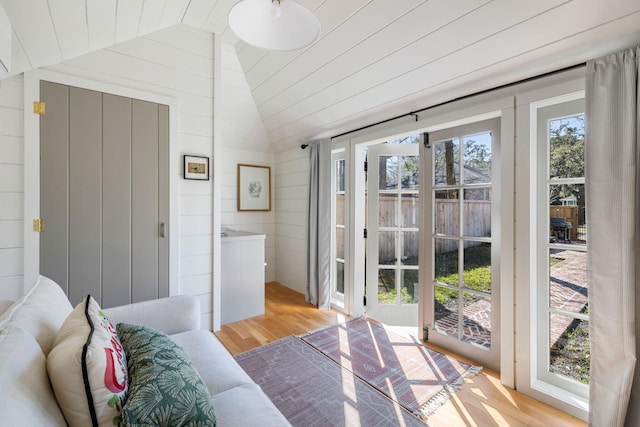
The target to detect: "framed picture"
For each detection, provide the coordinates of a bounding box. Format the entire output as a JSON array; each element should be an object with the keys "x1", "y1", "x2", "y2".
[
  {"x1": 237, "y1": 164, "x2": 271, "y2": 211},
  {"x1": 184, "y1": 155, "x2": 209, "y2": 180}
]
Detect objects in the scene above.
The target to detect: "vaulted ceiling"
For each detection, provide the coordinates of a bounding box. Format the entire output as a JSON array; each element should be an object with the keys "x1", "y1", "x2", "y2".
[{"x1": 2, "y1": 0, "x2": 640, "y2": 152}]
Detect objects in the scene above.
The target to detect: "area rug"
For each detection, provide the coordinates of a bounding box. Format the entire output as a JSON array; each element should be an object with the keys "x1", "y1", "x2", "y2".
[
  {"x1": 300, "y1": 317, "x2": 482, "y2": 419},
  {"x1": 234, "y1": 335, "x2": 427, "y2": 426}
]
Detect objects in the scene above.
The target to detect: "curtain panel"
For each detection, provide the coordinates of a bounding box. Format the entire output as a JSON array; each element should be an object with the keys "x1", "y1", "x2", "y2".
[
  {"x1": 586, "y1": 46, "x2": 640, "y2": 427},
  {"x1": 305, "y1": 139, "x2": 332, "y2": 309}
]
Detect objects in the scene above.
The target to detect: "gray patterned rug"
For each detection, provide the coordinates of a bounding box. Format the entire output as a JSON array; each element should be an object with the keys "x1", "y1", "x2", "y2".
[
  {"x1": 300, "y1": 318, "x2": 481, "y2": 419},
  {"x1": 235, "y1": 335, "x2": 427, "y2": 426}
]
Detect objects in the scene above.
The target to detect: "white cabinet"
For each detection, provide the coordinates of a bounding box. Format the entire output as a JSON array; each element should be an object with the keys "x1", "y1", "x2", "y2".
[{"x1": 221, "y1": 230, "x2": 265, "y2": 325}]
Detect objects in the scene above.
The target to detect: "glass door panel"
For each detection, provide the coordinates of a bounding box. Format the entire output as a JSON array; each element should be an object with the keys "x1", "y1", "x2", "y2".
[
  {"x1": 425, "y1": 118, "x2": 501, "y2": 371},
  {"x1": 366, "y1": 140, "x2": 419, "y2": 327}
]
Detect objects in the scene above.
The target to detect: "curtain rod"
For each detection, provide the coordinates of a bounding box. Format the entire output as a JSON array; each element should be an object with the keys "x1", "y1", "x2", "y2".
[{"x1": 298, "y1": 62, "x2": 586, "y2": 147}]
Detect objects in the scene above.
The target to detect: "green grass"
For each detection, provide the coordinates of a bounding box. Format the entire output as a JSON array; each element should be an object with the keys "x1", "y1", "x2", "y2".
[
  {"x1": 377, "y1": 245, "x2": 492, "y2": 306},
  {"x1": 550, "y1": 316, "x2": 590, "y2": 384},
  {"x1": 378, "y1": 270, "x2": 418, "y2": 304},
  {"x1": 435, "y1": 245, "x2": 491, "y2": 304}
]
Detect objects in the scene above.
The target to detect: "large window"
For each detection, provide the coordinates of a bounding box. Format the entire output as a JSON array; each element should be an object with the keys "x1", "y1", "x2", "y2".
[
  {"x1": 535, "y1": 94, "x2": 589, "y2": 398},
  {"x1": 331, "y1": 149, "x2": 347, "y2": 307}
]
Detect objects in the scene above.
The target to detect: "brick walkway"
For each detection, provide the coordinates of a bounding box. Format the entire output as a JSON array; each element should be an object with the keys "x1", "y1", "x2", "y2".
[
  {"x1": 434, "y1": 249, "x2": 588, "y2": 349},
  {"x1": 549, "y1": 249, "x2": 588, "y2": 345}
]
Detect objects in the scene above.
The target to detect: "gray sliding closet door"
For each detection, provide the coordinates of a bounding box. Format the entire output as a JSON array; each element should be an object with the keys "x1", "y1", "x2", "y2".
[
  {"x1": 39, "y1": 82, "x2": 69, "y2": 292},
  {"x1": 39, "y1": 81, "x2": 169, "y2": 307},
  {"x1": 102, "y1": 94, "x2": 132, "y2": 307}
]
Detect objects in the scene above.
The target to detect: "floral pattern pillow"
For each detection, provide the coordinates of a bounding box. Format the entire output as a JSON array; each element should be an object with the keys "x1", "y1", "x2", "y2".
[
  {"x1": 47, "y1": 295, "x2": 127, "y2": 427},
  {"x1": 116, "y1": 323, "x2": 216, "y2": 427}
]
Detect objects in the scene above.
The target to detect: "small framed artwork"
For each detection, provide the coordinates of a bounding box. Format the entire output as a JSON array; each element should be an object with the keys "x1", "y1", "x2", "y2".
[
  {"x1": 184, "y1": 155, "x2": 210, "y2": 180},
  {"x1": 237, "y1": 164, "x2": 271, "y2": 211}
]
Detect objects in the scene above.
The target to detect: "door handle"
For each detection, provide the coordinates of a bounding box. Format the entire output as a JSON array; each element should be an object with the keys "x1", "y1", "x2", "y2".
[{"x1": 160, "y1": 223, "x2": 166, "y2": 238}]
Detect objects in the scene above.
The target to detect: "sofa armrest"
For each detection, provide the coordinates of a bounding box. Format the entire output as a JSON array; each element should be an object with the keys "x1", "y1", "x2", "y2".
[{"x1": 103, "y1": 295, "x2": 201, "y2": 335}]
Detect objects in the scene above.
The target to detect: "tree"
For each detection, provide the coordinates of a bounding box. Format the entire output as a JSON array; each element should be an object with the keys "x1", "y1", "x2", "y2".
[{"x1": 548, "y1": 116, "x2": 585, "y2": 223}]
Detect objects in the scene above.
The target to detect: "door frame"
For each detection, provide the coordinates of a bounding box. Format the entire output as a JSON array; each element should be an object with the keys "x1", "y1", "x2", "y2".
[{"x1": 23, "y1": 69, "x2": 180, "y2": 297}]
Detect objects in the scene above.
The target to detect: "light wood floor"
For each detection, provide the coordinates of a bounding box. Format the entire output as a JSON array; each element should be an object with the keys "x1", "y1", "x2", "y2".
[{"x1": 215, "y1": 282, "x2": 587, "y2": 427}]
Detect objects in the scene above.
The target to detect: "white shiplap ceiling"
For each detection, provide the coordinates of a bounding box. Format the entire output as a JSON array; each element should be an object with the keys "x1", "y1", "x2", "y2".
[{"x1": 2, "y1": 0, "x2": 640, "y2": 153}]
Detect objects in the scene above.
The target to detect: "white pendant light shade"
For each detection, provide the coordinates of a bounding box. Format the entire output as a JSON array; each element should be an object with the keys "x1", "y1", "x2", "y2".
[{"x1": 228, "y1": 0, "x2": 321, "y2": 51}]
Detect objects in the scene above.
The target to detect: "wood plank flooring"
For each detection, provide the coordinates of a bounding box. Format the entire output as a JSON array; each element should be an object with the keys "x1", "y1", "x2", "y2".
[{"x1": 215, "y1": 282, "x2": 587, "y2": 427}]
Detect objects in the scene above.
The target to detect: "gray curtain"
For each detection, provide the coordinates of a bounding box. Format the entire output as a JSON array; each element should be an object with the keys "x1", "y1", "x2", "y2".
[
  {"x1": 586, "y1": 46, "x2": 640, "y2": 426},
  {"x1": 305, "y1": 139, "x2": 332, "y2": 309}
]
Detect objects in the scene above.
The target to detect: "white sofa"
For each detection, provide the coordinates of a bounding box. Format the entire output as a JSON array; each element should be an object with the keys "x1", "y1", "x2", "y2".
[{"x1": 0, "y1": 275, "x2": 290, "y2": 426}]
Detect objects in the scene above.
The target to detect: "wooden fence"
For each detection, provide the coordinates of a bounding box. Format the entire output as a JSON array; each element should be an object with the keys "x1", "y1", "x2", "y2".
[
  {"x1": 378, "y1": 198, "x2": 491, "y2": 260},
  {"x1": 335, "y1": 196, "x2": 492, "y2": 260}
]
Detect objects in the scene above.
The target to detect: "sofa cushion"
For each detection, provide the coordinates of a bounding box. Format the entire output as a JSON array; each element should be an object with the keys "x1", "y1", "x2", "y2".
[
  {"x1": 0, "y1": 275, "x2": 73, "y2": 355},
  {"x1": 47, "y1": 295, "x2": 128, "y2": 427},
  {"x1": 170, "y1": 329, "x2": 255, "y2": 396},
  {"x1": 0, "y1": 324, "x2": 67, "y2": 427},
  {"x1": 0, "y1": 299, "x2": 13, "y2": 315},
  {"x1": 116, "y1": 323, "x2": 217, "y2": 427}
]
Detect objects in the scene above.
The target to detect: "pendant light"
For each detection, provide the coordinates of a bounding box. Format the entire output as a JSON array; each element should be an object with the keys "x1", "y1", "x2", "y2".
[{"x1": 228, "y1": 0, "x2": 321, "y2": 51}]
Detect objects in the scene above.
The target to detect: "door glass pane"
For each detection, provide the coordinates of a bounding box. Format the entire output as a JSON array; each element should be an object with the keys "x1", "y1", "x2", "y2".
[
  {"x1": 549, "y1": 249, "x2": 588, "y2": 312},
  {"x1": 402, "y1": 231, "x2": 418, "y2": 266},
  {"x1": 401, "y1": 156, "x2": 419, "y2": 189},
  {"x1": 336, "y1": 261, "x2": 344, "y2": 294},
  {"x1": 549, "y1": 115, "x2": 585, "y2": 179},
  {"x1": 378, "y1": 193, "x2": 397, "y2": 227},
  {"x1": 336, "y1": 194, "x2": 345, "y2": 225},
  {"x1": 463, "y1": 189, "x2": 491, "y2": 238},
  {"x1": 401, "y1": 194, "x2": 419, "y2": 228},
  {"x1": 401, "y1": 270, "x2": 418, "y2": 304},
  {"x1": 378, "y1": 269, "x2": 396, "y2": 304},
  {"x1": 462, "y1": 243, "x2": 491, "y2": 293},
  {"x1": 379, "y1": 155, "x2": 398, "y2": 190},
  {"x1": 378, "y1": 231, "x2": 396, "y2": 265},
  {"x1": 463, "y1": 132, "x2": 492, "y2": 184},
  {"x1": 435, "y1": 239, "x2": 458, "y2": 286},
  {"x1": 336, "y1": 159, "x2": 345, "y2": 191},
  {"x1": 549, "y1": 314, "x2": 590, "y2": 384},
  {"x1": 435, "y1": 190, "x2": 459, "y2": 235},
  {"x1": 434, "y1": 139, "x2": 459, "y2": 186},
  {"x1": 549, "y1": 183, "x2": 585, "y2": 245},
  {"x1": 336, "y1": 227, "x2": 344, "y2": 259},
  {"x1": 462, "y1": 291, "x2": 491, "y2": 349},
  {"x1": 435, "y1": 285, "x2": 458, "y2": 338}
]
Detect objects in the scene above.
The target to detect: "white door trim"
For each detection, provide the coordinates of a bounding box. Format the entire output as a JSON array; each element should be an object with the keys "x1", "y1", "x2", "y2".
[{"x1": 23, "y1": 69, "x2": 180, "y2": 298}]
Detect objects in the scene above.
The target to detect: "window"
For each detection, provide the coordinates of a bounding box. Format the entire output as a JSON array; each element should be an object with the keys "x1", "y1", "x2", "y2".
[
  {"x1": 534, "y1": 94, "x2": 589, "y2": 399},
  {"x1": 331, "y1": 149, "x2": 347, "y2": 307}
]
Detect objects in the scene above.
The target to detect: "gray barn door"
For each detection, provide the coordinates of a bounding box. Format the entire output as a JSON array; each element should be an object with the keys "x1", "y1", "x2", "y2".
[{"x1": 39, "y1": 81, "x2": 169, "y2": 308}]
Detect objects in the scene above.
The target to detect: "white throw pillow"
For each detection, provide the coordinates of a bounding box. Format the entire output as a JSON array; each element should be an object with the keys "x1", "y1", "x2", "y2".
[
  {"x1": 0, "y1": 324, "x2": 67, "y2": 427},
  {"x1": 47, "y1": 295, "x2": 127, "y2": 427},
  {"x1": 0, "y1": 275, "x2": 73, "y2": 355}
]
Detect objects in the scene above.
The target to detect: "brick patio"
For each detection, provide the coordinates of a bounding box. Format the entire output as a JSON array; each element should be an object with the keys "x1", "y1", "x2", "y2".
[{"x1": 434, "y1": 248, "x2": 588, "y2": 349}]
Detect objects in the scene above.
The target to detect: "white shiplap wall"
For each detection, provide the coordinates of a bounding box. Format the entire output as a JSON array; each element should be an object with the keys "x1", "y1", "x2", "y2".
[
  {"x1": 220, "y1": 43, "x2": 275, "y2": 282},
  {"x1": 274, "y1": 147, "x2": 308, "y2": 294},
  {"x1": 0, "y1": 25, "x2": 219, "y2": 329},
  {"x1": 0, "y1": 75, "x2": 24, "y2": 299}
]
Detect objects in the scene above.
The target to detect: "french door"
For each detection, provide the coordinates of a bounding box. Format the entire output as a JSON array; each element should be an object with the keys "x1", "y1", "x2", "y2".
[
  {"x1": 365, "y1": 141, "x2": 420, "y2": 326},
  {"x1": 423, "y1": 118, "x2": 501, "y2": 371}
]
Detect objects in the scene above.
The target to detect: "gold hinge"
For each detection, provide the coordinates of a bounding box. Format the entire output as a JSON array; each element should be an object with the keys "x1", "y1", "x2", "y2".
[
  {"x1": 33, "y1": 219, "x2": 45, "y2": 232},
  {"x1": 33, "y1": 101, "x2": 46, "y2": 115}
]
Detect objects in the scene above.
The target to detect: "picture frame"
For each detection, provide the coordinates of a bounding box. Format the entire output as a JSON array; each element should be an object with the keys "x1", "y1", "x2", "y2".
[
  {"x1": 237, "y1": 164, "x2": 271, "y2": 211},
  {"x1": 184, "y1": 155, "x2": 209, "y2": 180}
]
